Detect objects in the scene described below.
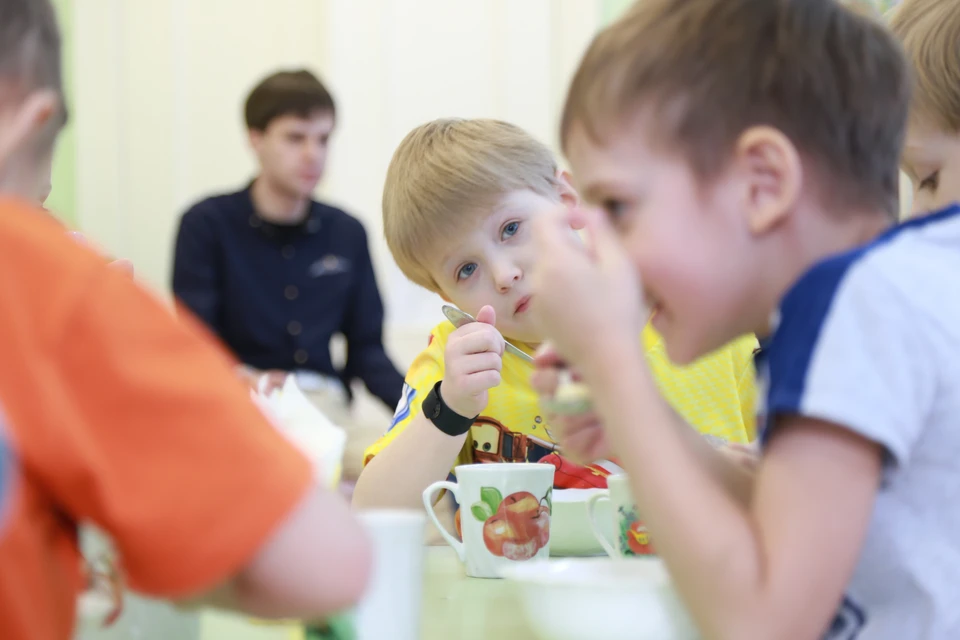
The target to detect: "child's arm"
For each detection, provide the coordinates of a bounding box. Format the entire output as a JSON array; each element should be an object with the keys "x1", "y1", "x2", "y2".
[
  {"x1": 352, "y1": 306, "x2": 505, "y2": 509},
  {"x1": 529, "y1": 209, "x2": 892, "y2": 638},
  {"x1": 352, "y1": 411, "x2": 472, "y2": 509},
  {"x1": 584, "y1": 349, "x2": 880, "y2": 639},
  {"x1": 177, "y1": 485, "x2": 371, "y2": 619},
  {"x1": 43, "y1": 259, "x2": 372, "y2": 621},
  {"x1": 533, "y1": 350, "x2": 756, "y2": 507}
]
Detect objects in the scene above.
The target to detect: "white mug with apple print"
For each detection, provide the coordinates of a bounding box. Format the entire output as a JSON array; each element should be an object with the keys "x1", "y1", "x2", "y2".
[
  {"x1": 587, "y1": 474, "x2": 655, "y2": 558},
  {"x1": 423, "y1": 463, "x2": 554, "y2": 579}
]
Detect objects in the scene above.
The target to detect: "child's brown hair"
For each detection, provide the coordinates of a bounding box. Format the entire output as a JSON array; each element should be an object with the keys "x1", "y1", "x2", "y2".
[
  {"x1": 562, "y1": 0, "x2": 910, "y2": 218},
  {"x1": 890, "y1": 0, "x2": 960, "y2": 132},
  {"x1": 382, "y1": 118, "x2": 559, "y2": 292}
]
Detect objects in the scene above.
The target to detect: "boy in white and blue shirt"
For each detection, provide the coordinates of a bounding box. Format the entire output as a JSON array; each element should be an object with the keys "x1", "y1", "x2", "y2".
[{"x1": 528, "y1": 0, "x2": 960, "y2": 637}]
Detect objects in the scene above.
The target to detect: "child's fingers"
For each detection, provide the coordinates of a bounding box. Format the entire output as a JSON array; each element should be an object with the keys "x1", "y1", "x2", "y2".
[
  {"x1": 462, "y1": 369, "x2": 502, "y2": 392},
  {"x1": 532, "y1": 207, "x2": 584, "y2": 256},
  {"x1": 533, "y1": 341, "x2": 564, "y2": 368},
  {"x1": 559, "y1": 427, "x2": 606, "y2": 465},
  {"x1": 530, "y1": 367, "x2": 560, "y2": 396},
  {"x1": 475, "y1": 304, "x2": 497, "y2": 326},
  {"x1": 567, "y1": 208, "x2": 589, "y2": 230},
  {"x1": 459, "y1": 352, "x2": 503, "y2": 375},
  {"x1": 451, "y1": 325, "x2": 505, "y2": 356},
  {"x1": 581, "y1": 207, "x2": 630, "y2": 270},
  {"x1": 260, "y1": 371, "x2": 288, "y2": 394},
  {"x1": 109, "y1": 258, "x2": 134, "y2": 275}
]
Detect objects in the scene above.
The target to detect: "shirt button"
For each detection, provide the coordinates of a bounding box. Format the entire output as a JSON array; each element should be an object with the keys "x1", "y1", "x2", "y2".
[
  {"x1": 288, "y1": 321, "x2": 302, "y2": 336},
  {"x1": 285, "y1": 285, "x2": 299, "y2": 300},
  {"x1": 249, "y1": 215, "x2": 261, "y2": 228},
  {"x1": 294, "y1": 349, "x2": 308, "y2": 364},
  {"x1": 282, "y1": 245, "x2": 295, "y2": 259}
]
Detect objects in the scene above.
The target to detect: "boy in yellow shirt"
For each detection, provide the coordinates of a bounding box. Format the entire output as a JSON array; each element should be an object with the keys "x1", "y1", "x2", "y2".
[{"x1": 352, "y1": 118, "x2": 756, "y2": 509}]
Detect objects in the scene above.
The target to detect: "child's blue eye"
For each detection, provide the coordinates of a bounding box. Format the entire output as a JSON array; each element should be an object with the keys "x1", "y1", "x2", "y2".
[
  {"x1": 502, "y1": 221, "x2": 520, "y2": 239},
  {"x1": 457, "y1": 263, "x2": 477, "y2": 281}
]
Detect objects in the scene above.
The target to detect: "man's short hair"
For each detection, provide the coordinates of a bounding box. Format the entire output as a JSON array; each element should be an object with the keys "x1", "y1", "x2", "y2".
[{"x1": 244, "y1": 69, "x2": 336, "y2": 132}]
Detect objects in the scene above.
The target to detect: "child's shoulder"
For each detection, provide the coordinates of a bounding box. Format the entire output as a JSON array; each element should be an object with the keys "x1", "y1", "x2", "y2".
[
  {"x1": 404, "y1": 322, "x2": 456, "y2": 370},
  {"x1": 642, "y1": 323, "x2": 756, "y2": 367},
  {"x1": 782, "y1": 205, "x2": 960, "y2": 333},
  {"x1": 425, "y1": 321, "x2": 456, "y2": 348}
]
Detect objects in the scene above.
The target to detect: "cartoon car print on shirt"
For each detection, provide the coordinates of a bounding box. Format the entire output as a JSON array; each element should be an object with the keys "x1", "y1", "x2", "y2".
[{"x1": 469, "y1": 417, "x2": 612, "y2": 489}]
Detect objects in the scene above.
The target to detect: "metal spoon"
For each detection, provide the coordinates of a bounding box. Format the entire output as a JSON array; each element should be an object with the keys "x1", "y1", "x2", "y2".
[
  {"x1": 440, "y1": 305, "x2": 592, "y2": 415},
  {"x1": 441, "y1": 305, "x2": 534, "y2": 362}
]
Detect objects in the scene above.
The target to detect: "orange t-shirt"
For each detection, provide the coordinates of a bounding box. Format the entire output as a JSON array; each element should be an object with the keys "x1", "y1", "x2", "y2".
[{"x1": 0, "y1": 199, "x2": 312, "y2": 640}]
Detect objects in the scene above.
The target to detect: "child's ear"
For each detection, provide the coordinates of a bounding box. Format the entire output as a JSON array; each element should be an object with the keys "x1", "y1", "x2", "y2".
[
  {"x1": 555, "y1": 169, "x2": 579, "y2": 208},
  {"x1": 0, "y1": 89, "x2": 58, "y2": 171},
  {"x1": 734, "y1": 126, "x2": 800, "y2": 235}
]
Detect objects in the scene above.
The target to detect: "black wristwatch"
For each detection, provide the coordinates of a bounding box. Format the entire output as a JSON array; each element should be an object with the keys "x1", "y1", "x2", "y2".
[{"x1": 422, "y1": 380, "x2": 476, "y2": 436}]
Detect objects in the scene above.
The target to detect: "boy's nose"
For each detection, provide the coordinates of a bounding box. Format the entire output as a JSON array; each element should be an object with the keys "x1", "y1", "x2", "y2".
[{"x1": 493, "y1": 264, "x2": 522, "y2": 292}]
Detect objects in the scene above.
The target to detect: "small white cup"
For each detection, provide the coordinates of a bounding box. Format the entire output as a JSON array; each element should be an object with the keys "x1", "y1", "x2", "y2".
[
  {"x1": 423, "y1": 463, "x2": 554, "y2": 578},
  {"x1": 586, "y1": 475, "x2": 654, "y2": 558},
  {"x1": 354, "y1": 509, "x2": 426, "y2": 640}
]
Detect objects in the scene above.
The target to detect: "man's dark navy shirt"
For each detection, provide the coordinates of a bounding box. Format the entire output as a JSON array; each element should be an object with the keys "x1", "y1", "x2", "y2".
[{"x1": 172, "y1": 184, "x2": 404, "y2": 409}]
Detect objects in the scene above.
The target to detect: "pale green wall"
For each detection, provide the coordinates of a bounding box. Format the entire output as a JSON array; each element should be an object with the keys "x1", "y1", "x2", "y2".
[
  {"x1": 601, "y1": 0, "x2": 634, "y2": 23},
  {"x1": 48, "y1": 0, "x2": 76, "y2": 226}
]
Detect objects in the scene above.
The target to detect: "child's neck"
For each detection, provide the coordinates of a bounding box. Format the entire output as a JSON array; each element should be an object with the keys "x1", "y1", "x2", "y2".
[{"x1": 756, "y1": 206, "x2": 893, "y2": 336}]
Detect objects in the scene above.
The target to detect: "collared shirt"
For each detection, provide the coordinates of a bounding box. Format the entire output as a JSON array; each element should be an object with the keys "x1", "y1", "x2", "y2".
[{"x1": 172, "y1": 184, "x2": 404, "y2": 409}]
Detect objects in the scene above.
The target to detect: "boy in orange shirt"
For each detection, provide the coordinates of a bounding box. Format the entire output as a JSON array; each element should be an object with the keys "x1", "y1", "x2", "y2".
[{"x1": 0, "y1": 2, "x2": 370, "y2": 639}]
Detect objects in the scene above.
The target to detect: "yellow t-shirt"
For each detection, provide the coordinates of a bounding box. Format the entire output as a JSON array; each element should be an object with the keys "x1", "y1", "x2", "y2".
[
  {"x1": 364, "y1": 322, "x2": 757, "y2": 486},
  {"x1": 643, "y1": 325, "x2": 758, "y2": 442}
]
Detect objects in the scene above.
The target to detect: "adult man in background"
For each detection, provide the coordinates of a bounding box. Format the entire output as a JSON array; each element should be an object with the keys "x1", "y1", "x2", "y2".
[{"x1": 172, "y1": 70, "x2": 404, "y2": 436}]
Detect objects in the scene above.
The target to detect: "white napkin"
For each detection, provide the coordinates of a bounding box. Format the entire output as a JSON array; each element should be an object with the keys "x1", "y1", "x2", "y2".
[{"x1": 252, "y1": 375, "x2": 347, "y2": 489}]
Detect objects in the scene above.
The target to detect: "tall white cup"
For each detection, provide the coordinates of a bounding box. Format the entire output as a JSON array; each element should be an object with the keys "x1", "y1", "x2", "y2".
[{"x1": 354, "y1": 509, "x2": 426, "y2": 640}]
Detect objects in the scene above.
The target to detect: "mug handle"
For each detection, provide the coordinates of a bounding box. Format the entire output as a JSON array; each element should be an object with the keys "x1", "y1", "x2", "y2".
[
  {"x1": 586, "y1": 491, "x2": 619, "y2": 558},
  {"x1": 422, "y1": 481, "x2": 465, "y2": 562}
]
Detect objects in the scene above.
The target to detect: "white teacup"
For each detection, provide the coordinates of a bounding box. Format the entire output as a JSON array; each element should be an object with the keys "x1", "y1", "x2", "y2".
[
  {"x1": 586, "y1": 474, "x2": 654, "y2": 558},
  {"x1": 423, "y1": 463, "x2": 554, "y2": 578}
]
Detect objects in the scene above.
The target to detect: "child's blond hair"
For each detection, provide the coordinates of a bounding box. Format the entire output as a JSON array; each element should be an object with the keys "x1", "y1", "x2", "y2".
[
  {"x1": 382, "y1": 119, "x2": 559, "y2": 293},
  {"x1": 889, "y1": 0, "x2": 960, "y2": 132}
]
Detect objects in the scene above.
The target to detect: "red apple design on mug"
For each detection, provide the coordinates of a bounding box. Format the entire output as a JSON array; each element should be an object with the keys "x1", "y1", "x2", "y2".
[{"x1": 472, "y1": 487, "x2": 551, "y2": 561}]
